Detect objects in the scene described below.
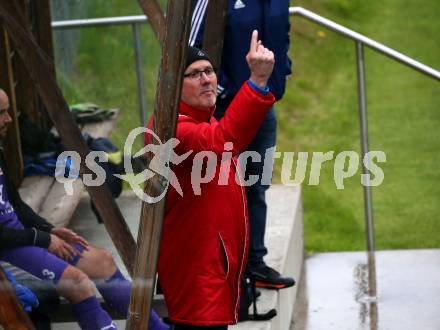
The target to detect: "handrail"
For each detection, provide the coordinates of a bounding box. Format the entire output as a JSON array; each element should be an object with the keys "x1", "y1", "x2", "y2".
[
  {"x1": 52, "y1": 8, "x2": 440, "y2": 81},
  {"x1": 289, "y1": 6, "x2": 439, "y2": 303},
  {"x1": 52, "y1": 15, "x2": 148, "y2": 29},
  {"x1": 52, "y1": 16, "x2": 151, "y2": 127},
  {"x1": 289, "y1": 7, "x2": 440, "y2": 81}
]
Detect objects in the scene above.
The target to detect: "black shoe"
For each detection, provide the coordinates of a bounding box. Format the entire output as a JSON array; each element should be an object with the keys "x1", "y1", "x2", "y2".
[{"x1": 250, "y1": 265, "x2": 295, "y2": 290}]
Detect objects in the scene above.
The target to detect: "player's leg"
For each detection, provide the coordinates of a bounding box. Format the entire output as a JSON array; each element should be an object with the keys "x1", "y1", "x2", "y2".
[
  {"x1": 74, "y1": 245, "x2": 168, "y2": 329},
  {"x1": 0, "y1": 246, "x2": 116, "y2": 329}
]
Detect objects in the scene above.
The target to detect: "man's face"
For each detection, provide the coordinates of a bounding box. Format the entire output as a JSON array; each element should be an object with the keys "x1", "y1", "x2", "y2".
[
  {"x1": 0, "y1": 90, "x2": 12, "y2": 139},
  {"x1": 181, "y1": 60, "x2": 217, "y2": 111}
]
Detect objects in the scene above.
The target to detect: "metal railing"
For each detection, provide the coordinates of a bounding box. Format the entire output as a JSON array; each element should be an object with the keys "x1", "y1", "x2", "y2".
[
  {"x1": 289, "y1": 6, "x2": 440, "y2": 300},
  {"x1": 52, "y1": 7, "x2": 440, "y2": 299},
  {"x1": 290, "y1": 7, "x2": 440, "y2": 81},
  {"x1": 53, "y1": 16, "x2": 151, "y2": 127}
]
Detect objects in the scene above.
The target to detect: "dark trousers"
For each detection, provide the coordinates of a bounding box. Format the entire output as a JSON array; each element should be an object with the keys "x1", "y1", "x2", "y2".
[{"x1": 215, "y1": 103, "x2": 277, "y2": 270}]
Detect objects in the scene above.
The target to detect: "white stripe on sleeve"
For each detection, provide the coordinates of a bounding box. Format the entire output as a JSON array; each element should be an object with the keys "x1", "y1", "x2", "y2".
[{"x1": 189, "y1": 0, "x2": 209, "y2": 46}]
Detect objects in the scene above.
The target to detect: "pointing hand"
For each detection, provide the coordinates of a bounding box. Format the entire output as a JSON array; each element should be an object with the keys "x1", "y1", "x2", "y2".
[{"x1": 246, "y1": 30, "x2": 275, "y2": 89}]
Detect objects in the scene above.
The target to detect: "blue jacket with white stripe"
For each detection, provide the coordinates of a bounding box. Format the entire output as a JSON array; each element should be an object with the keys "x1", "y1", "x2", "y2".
[{"x1": 190, "y1": 0, "x2": 292, "y2": 105}]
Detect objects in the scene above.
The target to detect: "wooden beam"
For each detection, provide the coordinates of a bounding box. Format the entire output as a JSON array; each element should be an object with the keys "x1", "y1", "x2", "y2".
[
  {"x1": 0, "y1": 22, "x2": 23, "y2": 187},
  {"x1": 15, "y1": 51, "x2": 41, "y2": 123},
  {"x1": 126, "y1": 0, "x2": 192, "y2": 328},
  {"x1": 137, "y1": 0, "x2": 165, "y2": 43},
  {"x1": 0, "y1": 267, "x2": 35, "y2": 330},
  {"x1": 32, "y1": 0, "x2": 57, "y2": 129},
  {"x1": 202, "y1": 0, "x2": 228, "y2": 69},
  {"x1": 14, "y1": 0, "x2": 40, "y2": 124},
  {"x1": 0, "y1": 2, "x2": 137, "y2": 276},
  {"x1": 32, "y1": 0, "x2": 55, "y2": 74}
]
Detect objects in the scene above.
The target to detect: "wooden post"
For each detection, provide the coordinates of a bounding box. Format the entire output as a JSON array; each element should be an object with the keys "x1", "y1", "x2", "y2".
[
  {"x1": 13, "y1": 0, "x2": 41, "y2": 125},
  {"x1": 202, "y1": 0, "x2": 228, "y2": 69},
  {"x1": 0, "y1": 2, "x2": 137, "y2": 276},
  {"x1": 32, "y1": 0, "x2": 57, "y2": 130},
  {"x1": 137, "y1": 0, "x2": 165, "y2": 43},
  {"x1": 32, "y1": 0, "x2": 55, "y2": 73},
  {"x1": 0, "y1": 22, "x2": 23, "y2": 187},
  {"x1": 126, "y1": 1, "x2": 192, "y2": 328},
  {"x1": 0, "y1": 267, "x2": 35, "y2": 330}
]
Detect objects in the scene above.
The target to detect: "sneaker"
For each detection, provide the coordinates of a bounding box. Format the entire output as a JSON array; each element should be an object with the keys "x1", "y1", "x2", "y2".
[{"x1": 250, "y1": 265, "x2": 295, "y2": 290}]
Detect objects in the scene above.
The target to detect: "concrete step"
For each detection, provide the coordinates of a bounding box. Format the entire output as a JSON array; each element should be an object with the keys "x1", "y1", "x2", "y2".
[
  {"x1": 231, "y1": 185, "x2": 304, "y2": 330},
  {"x1": 293, "y1": 249, "x2": 440, "y2": 330},
  {"x1": 53, "y1": 184, "x2": 304, "y2": 330}
]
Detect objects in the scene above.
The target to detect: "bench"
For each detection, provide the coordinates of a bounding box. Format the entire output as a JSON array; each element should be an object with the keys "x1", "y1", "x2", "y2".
[
  {"x1": 1, "y1": 110, "x2": 123, "y2": 320},
  {"x1": 18, "y1": 110, "x2": 119, "y2": 228}
]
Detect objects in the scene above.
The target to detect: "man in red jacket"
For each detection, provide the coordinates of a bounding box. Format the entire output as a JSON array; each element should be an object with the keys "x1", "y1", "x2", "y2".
[{"x1": 150, "y1": 31, "x2": 276, "y2": 329}]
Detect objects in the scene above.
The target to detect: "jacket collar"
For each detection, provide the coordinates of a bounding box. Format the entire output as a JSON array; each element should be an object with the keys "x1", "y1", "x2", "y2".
[{"x1": 179, "y1": 101, "x2": 216, "y2": 123}]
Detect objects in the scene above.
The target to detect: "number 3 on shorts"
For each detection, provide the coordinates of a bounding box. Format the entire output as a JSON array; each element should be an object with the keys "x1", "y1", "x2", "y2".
[{"x1": 42, "y1": 268, "x2": 55, "y2": 280}]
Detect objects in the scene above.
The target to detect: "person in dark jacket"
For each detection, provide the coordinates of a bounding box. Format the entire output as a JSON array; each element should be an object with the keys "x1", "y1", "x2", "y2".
[
  {"x1": 146, "y1": 32, "x2": 275, "y2": 329},
  {"x1": 0, "y1": 89, "x2": 168, "y2": 330},
  {"x1": 190, "y1": 0, "x2": 294, "y2": 289}
]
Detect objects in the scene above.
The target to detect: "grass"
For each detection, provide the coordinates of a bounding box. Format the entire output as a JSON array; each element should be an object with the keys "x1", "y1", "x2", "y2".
[
  {"x1": 55, "y1": 1, "x2": 165, "y2": 151},
  {"x1": 54, "y1": 0, "x2": 440, "y2": 253},
  {"x1": 277, "y1": 0, "x2": 440, "y2": 252}
]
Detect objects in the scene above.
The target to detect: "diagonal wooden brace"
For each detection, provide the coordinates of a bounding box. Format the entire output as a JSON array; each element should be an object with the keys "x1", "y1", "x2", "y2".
[
  {"x1": 0, "y1": 1, "x2": 136, "y2": 276},
  {"x1": 137, "y1": 0, "x2": 165, "y2": 43}
]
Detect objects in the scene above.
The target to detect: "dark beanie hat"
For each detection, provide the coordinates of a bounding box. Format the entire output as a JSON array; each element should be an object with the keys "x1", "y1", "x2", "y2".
[{"x1": 185, "y1": 46, "x2": 212, "y2": 69}]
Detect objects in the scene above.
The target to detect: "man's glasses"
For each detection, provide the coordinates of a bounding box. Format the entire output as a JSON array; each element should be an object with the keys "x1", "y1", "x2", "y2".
[{"x1": 183, "y1": 67, "x2": 217, "y2": 80}]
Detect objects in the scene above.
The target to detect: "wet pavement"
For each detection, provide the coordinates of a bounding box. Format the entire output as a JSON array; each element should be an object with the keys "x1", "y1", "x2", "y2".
[{"x1": 292, "y1": 250, "x2": 440, "y2": 330}]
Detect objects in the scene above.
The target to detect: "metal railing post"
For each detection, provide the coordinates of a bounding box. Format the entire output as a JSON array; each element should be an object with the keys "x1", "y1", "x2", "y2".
[
  {"x1": 132, "y1": 23, "x2": 147, "y2": 127},
  {"x1": 355, "y1": 41, "x2": 377, "y2": 299}
]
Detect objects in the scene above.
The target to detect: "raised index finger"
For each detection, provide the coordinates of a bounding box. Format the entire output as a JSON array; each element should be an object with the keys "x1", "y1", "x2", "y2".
[{"x1": 249, "y1": 30, "x2": 258, "y2": 54}]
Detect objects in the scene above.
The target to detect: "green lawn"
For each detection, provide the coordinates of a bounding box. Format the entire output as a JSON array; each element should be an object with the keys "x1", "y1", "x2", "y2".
[
  {"x1": 278, "y1": 0, "x2": 440, "y2": 252},
  {"x1": 55, "y1": 0, "x2": 440, "y2": 253},
  {"x1": 55, "y1": 1, "x2": 165, "y2": 150}
]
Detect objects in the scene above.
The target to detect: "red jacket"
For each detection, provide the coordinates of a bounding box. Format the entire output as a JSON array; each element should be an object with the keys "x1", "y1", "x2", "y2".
[{"x1": 146, "y1": 82, "x2": 275, "y2": 325}]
